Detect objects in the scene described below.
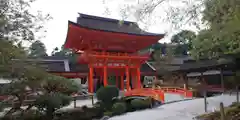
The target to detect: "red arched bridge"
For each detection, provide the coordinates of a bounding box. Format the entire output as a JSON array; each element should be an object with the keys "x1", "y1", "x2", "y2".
[{"x1": 124, "y1": 87, "x2": 193, "y2": 103}]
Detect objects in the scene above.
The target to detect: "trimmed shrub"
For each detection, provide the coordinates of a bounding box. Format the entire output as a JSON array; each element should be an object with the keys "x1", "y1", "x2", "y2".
[
  {"x1": 197, "y1": 102, "x2": 240, "y2": 120},
  {"x1": 229, "y1": 102, "x2": 240, "y2": 108},
  {"x1": 121, "y1": 97, "x2": 135, "y2": 112},
  {"x1": 93, "y1": 101, "x2": 105, "y2": 113},
  {"x1": 1, "y1": 110, "x2": 44, "y2": 120},
  {"x1": 104, "y1": 111, "x2": 113, "y2": 117},
  {"x1": 54, "y1": 107, "x2": 104, "y2": 120},
  {"x1": 196, "y1": 111, "x2": 220, "y2": 120},
  {"x1": 96, "y1": 86, "x2": 119, "y2": 102},
  {"x1": 145, "y1": 97, "x2": 153, "y2": 107},
  {"x1": 93, "y1": 101, "x2": 101, "y2": 108},
  {"x1": 21, "y1": 110, "x2": 44, "y2": 120},
  {"x1": 112, "y1": 102, "x2": 127, "y2": 115},
  {"x1": 131, "y1": 99, "x2": 151, "y2": 110},
  {"x1": 54, "y1": 108, "x2": 84, "y2": 120},
  {"x1": 34, "y1": 93, "x2": 72, "y2": 119},
  {"x1": 35, "y1": 93, "x2": 72, "y2": 110},
  {"x1": 96, "y1": 86, "x2": 119, "y2": 110},
  {"x1": 0, "y1": 102, "x2": 4, "y2": 112}
]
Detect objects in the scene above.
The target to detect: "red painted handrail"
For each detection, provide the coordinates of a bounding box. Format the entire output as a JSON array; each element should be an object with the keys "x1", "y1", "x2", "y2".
[
  {"x1": 124, "y1": 87, "x2": 193, "y2": 103},
  {"x1": 124, "y1": 88, "x2": 165, "y2": 103},
  {"x1": 157, "y1": 87, "x2": 193, "y2": 98}
]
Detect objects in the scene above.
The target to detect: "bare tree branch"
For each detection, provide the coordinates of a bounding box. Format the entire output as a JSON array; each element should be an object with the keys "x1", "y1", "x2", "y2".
[{"x1": 102, "y1": 0, "x2": 205, "y2": 32}]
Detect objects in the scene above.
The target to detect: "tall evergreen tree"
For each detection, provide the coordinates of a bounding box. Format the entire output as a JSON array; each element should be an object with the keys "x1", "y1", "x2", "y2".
[
  {"x1": 0, "y1": 1, "x2": 78, "y2": 116},
  {"x1": 191, "y1": 0, "x2": 240, "y2": 58},
  {"x1": 29, "y1": 40, "x2": 48, "y2": 58},
  {"x1": 51, "y1": 45, "x2": 78, "y2": 63},
  {"x1": 171, "y1": 30, "x2": 196, "y2": 56}
]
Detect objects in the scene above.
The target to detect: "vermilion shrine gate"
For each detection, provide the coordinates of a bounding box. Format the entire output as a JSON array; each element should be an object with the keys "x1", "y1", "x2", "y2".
[{"x1": 64, "y1": 13, "x2": 164, "y2": 93}]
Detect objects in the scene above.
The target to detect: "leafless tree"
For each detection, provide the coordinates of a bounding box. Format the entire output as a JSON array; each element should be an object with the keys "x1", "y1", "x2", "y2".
[{"x1": 102, "y1": 0, "x2": 205, "y2": 33}]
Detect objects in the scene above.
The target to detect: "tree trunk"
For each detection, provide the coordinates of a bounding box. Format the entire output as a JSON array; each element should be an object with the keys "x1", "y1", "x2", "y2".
[
  {"x1": 204, "y1": 90, "x2": 207, "y2": 112},
  {"x1": 46, "y1": 107, "x2": 55, "y2": 120},
  {"x1": 5, "y1": 95, "x2": 23, "y2": 116},
  {"x1": 236, "y1": 85, "x2": 239, "y2": 103},
  {"x1": 220, "y1": 102, "x2": 226, "y2": 120}
]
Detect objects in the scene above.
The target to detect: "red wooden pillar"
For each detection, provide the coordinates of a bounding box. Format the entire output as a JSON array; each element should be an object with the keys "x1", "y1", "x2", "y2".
[
  {"x1": 126, "y1": 66, "x2": 131, "y2": 91},
  {"x1": 121, "y1": 75, "x2": 124, "y2": 90},
  {"x1": 100, "y1": 75, "x2": 103, "y2": 83},
  {"x1": 116, "y1": 75, "x2": 119, "y2": 88},
  {"x1": 103, "y1": 65, "x2": 108, "y2": 86},
  {"x1": 88, "y1": 77, "x2": 90, "y2": 92},
  {"x1": 115, "y1": 70, "x2": 118, "y2": 88},
  {"x1": 99, "y1": 69, "x2": 103, "y2": 84},
  {"x1": 89, "y1": 65, "x2": 94, "y2": 93},
  {"x1": 131, "y1": 69, "x2": 136, "y2": 89},
  {"x1": 136, "y1": 66, "x2": 141, "y2": 88}
]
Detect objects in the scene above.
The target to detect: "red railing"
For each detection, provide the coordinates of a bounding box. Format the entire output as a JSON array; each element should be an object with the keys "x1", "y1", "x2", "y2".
[
  {"x1": 158, "y1": 87, "x2": 193, "y2": 98},
  {"x1": 124, "y1": 88, "x2": 165, "y2": 103},
  {"x1": 124, "y1": 87, "x2": 193, "y2": 103}
]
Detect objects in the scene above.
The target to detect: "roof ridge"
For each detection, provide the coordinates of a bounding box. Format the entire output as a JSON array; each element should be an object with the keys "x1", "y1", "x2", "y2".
[
  {"x1": 68, "y1": 21, "x2": 164, "y2": 37},
  {"x1": 78, "y1": 13, "x2": 136, "y2": 25},
  {"x1": 146, "y1": 62, "x2": 156, "y2": 71}
]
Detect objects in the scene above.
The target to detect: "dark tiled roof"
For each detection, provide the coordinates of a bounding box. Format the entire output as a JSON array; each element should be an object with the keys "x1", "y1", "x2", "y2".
[
  {"x1": 17, "y1": 59, "x2": 67, "y2": 72},
  {"x1": 68, "y1": 62, "x2": 155, "y2": 73},
  {"x1": 140, "y1": 63, "x2": 156, "y2": 73},
  {"x1": 75, "y1": 13, "x2": 164, "y2": 36},
  {"x1": 152, "y1": 56, "x2": 235, "y2": 74},
  {"x1": 155, "y1": 64, "x2": 181, "y2": 75},
  {"x1": 27, "y1": 56, "x2": 69, "y2": 60},
  {"x1": 179, "y1": 57, "x2": 234, "y2": 71},
  {"x1": 69, "y1": 63, "x2": 88, "y2": 73},
  {"x1": 22, "y1": 56, "x2": 155, "y2": 74},
  {"x1": 34, "y1": 60, "x2": 88, "y2": 73},
  {"x1": 37, "y1": 61, "x2": 66, "y2": 72}
]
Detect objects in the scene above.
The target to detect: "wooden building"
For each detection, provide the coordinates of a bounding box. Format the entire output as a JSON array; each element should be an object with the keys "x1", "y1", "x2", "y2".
[
  {"x1": 24, "y1": 56, "x2": 157, "y2": 92},
  {"x1": 150, "y1": 55, "x2": 238, "y2": 94},
  {"x1": 63, "y1": 13, "x2": 164, "y2": 92}
]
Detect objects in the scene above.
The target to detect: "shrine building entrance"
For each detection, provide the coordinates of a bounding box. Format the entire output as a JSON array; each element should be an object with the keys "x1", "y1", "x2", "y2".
[{"x1": 64, "y1": 13, "x2": 164, "y2": 93}]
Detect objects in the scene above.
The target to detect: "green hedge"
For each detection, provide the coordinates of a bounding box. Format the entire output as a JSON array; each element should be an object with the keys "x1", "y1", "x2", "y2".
[
  {"x1": 131, "y1": 99, "x2": 151, "y2": 110},
  {"x1": 104, "y1": 111, "x2": 113, "y2": 117},
  {"x1": 112, "y1": 102, "x2": 127, "y2": 115},
  {"x1": 54, "y1": 106, "x2": 103, "y2": 120},
  {"x1": 96, "y1": 86, "x2": 119, "y2": 110},
  {"x1": 1, "y1": 110, "x2": 44, "y2": 120}
]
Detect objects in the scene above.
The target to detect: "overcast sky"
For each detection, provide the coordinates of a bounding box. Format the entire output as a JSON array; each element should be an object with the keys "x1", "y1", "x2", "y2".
[{"x1": 30, "y1": 0, "x2": 195, "y2": 54}]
